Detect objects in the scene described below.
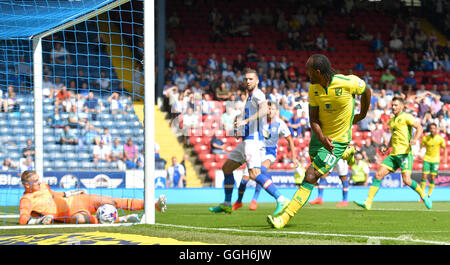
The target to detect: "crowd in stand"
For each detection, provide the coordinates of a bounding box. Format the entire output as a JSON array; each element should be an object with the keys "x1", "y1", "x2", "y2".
[{"x1": 163, "y1": 1, "x2": 450, "y2": 168}]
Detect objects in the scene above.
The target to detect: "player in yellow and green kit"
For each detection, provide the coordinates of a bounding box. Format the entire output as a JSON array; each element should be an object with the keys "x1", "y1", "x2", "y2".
[
  {"x1": 420, "y1": 123, "x2": 446, "y2": 198},
  {"x1": 354, "y1": 97, "x2": 432, "y2": 210},
  {"x1": 267, "y1": 54, "x2": 372, "y2": 229}
]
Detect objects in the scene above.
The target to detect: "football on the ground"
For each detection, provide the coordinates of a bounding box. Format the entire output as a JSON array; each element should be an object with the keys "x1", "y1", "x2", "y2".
[{"x1": 96, "y1": 204, "x2": 118, "y2": 224}]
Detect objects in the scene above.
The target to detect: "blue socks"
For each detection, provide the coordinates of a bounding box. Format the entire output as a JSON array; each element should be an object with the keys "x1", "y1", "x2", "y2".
[
  {"x1": 254, "y1": 171, "x2": 282, "y2": 201},
  {"x1": 317, "y1": 177, "x2": 326, "y2": 199},
  {"x1": 342, "y1": 180, "x2": 349, "y2": 202},
  {"x1": 224, "y1": 173, "x2": 235, "y2": 205},
  {"x1": 236, "y1": 178, "x2": 248, "y2": 203}
]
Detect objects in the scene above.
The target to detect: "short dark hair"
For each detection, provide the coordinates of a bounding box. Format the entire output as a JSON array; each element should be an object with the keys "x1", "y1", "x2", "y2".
[
  {"x1": 392, "y1": 96, "x2": 404, "y2": 104},
  {"x1": 308, "y1": 54, "x2": 336, "y2": 80},
  {"x1": 430, "y1": 122, "x2": 437, "y2": 128}
]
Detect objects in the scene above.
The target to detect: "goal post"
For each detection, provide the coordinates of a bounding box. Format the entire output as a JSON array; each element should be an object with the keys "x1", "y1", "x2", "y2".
[{"x1": 0, "y1": 0, "x2": 156, "y2": 227}]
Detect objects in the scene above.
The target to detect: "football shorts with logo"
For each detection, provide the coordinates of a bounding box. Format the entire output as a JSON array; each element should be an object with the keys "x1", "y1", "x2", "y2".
[{"x1": 309, "y1": 135, "x2": 349, "y2": 175}]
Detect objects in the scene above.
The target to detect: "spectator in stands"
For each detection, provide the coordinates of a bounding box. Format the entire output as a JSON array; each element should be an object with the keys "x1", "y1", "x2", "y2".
[
  {"x1": 430, "y1": 94, "x2": 443, "y2": 117},
  {"x1": 386, "y1": 53, "x2": 403, "y2": 77},
  {"x1": 360, "y1": 138, "x2": 379, "y2": 164},
  {"x1": 276, "y1": 11, "x2": 289, "y2": 32},
  {"x1": 346, "y1": 23, "x2": 360, "y2": 40},
  {"x1": 0, "y1": 158, "x2": 17, "y2": 171},
  {"x1": 315, "y1": 32, "x2": 328, "y2": 52},
  {"x1": 245, "y1": 43, "x2": 258, "y2": 63},
  {"x1": 206, "y1": 53, "x2": 219, "y2": 72},
  {"x1": 221, "y1": 106, "x2": 236, "y2": 135},
  {"x1": 380, "y1": 69, "x2": 396, "y2": 89},
  {"x1": 167, "y1": 11, "x2": 180, "y2": 29},
  {"x1": 93, "y1": 139, "x2": 112, "y2": 166},
  {"x1": 299, "y1": 110, "x2": 310, "y2": 133},
  {"x1": 123, "y1": 137, "x2": 138, "y2": 169},
  {"x1": 82, "y1": 121, "x2": 101, "y2": 145},
  {"x1": 46, "y1": 108, "x2": 65, "y2": 128},
  {"x1": 357, "y1": 112, "x2": 373, "y2": 132},
  {"x1": 51, "y1": 42, "x2": 72, "y2": 65},
  {"x1": 420, "y1": 53, "x2": 434, "y2": 72},
  {"x1": 59, "y1": 125, "x2": 78, "y2": 145},
  {"x1": 215, "y1": 81, "x2": 231, "y2": 101},
  {"x1": 268, "y1": 87, "x2": 283, "y2": 104},
  {"x1": 182, "y1": 107, "x2": 200, "y2": 136},
  {"x1": 167, "y1": 156, "x2": 186, "y2": 188},
  {"x1": 210, "y1": 134, "x2": 228, "y2": 155},
  {"x1": 19, "y1": 156, "x2": 34, "y2": 174},
  {"x1": 166, "y1": 52, "x2": 177, "y2": 72},
  {"x1": 166, "y1": 35, "x2": 176, "y2": 55},
  {"x1": 431, "y1": 65, "x2": 447, "y2": 85},
  {"x1": 370, "y1": 32, "x2": 383, "y2": 52},
  {"x1": 404, "y1": 71, "x2": 418, "y2": 90},
  {"x1": 175, "y1": 71, "x2": 189, "y2": 92},
  {"x1": 95, "y1": 71, "x2": 111, "y2": 90},
  {"x1": 111, "y1": 138, "x2": 124, "y2": 162},
  {"x1": 443, "y1": 54, "x2": 450, "y2": 72},
  {"x1": 42, "y1": 76, "x2": 54, "y2": 99},
  {"x1": 232, "y1": 54, "x2": 246, "y2": 73},
  {"x1": 67, "y1": 105, "x2": 81, "y2": 128},
  {"x1": 107, "y1": 92, "x2": 127, "y2": 114},
  {"x1": 374, "y1": 52, "x2": 385, "y2": 71},
  {"x1": 358, "y1": 24, "x2": 373, "y2": 41},
  {"x1": 100, "y1": 127, "x2": 112, "y2": 147},
  {"x1": 222, "y1": 64, "x2": 236, "y2": 81},
  {"x1": 287, "y1": 109, "x2": 302, "y2": 138},
  {"x1": 184, "y1": 53, "x2": 198, "y2": 73},
  {"x1": 389, "y1": 33, "x2": 403, "y2": 52},
  {"x1": 22, "y1": 139, "x2": 35, "y2": 159},
  {"x1": 83, "y1": 91, "x2": 102, "y2": 118},
  {"x1": 350, "y1": 153, "x2": 369, "y2": 186},
  {"x1": 3, "y1": 92, "x2": 18, "y2": 112},
  {"x1": 54, "y1": 85, "x2": 71, "y2": 112},
  {"x1": 422, "y1": 112, "x2": 436, "y2": 132}
]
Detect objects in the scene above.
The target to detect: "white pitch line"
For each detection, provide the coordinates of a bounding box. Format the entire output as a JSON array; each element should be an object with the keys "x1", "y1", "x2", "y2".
[{"x1": 155, "y1": 223, "x2": 450, "y2": 245}]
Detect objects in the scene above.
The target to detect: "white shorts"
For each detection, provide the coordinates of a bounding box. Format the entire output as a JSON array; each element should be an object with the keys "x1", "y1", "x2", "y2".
[
  {"x1": 242, "y1": 153, "x2": 276, "y2": 177},
  {"x1": 334, "y1": 159, "x2": 349, "y2": 176},
  {"x1": 228, "y1": 139, "x2": 265, "y2": 169}
]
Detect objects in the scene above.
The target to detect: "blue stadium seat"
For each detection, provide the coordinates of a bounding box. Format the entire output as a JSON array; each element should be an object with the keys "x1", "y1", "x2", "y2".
[
  {"x1": 61, "y1": 144, "x2": 77, "y2": 153},
  {"x1": 77, "y1": 152, "x2": 91, "y2": 161},
  {"x1": 54, "y1": 160, "x2": 66, "y2": 170},
  {"x1": 80, "y1": 161, "x2": 94, "y2": 169},
  {"x1": 67, "y1": 160, "x2": 79, "y2": 169}
]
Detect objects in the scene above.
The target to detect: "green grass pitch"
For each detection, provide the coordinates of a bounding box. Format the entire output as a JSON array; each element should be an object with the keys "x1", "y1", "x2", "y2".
[{"x1": 1, "y1": 202, "x2": 449, "y2": 245}]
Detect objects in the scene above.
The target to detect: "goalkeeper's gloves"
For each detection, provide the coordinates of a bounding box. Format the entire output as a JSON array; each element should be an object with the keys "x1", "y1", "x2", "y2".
[
  {"x1": 64, "y1": 189, "x2": 87, "y2": 197},
  {"x1": 27, "y1": 215, "x2": 54, "y2": 225}
]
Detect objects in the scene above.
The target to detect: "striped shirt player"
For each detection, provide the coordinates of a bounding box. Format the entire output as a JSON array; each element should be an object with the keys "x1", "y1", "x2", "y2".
[
  {"x1": 210, "y1": 70, "x2": 289, "y2": 215},
  {"x1": 234, "y1": 110, "x2": 296, "y2": 211}
]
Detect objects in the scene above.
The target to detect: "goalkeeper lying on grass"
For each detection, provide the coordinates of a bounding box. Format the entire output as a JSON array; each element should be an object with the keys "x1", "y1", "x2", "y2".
[{"x1": 19, "y1": 170, "x2": 167, "y2": 225}]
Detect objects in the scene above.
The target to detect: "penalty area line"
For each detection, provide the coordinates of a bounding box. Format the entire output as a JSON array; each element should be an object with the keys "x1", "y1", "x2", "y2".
[{"x1": 155, "y1": 223, "x2": 450, "y2": 245}]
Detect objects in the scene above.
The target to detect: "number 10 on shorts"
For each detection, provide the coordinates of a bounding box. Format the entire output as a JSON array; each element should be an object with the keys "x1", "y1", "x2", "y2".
[{"x1": 324, "y1": 153, "x2": 337, "y2": 166}]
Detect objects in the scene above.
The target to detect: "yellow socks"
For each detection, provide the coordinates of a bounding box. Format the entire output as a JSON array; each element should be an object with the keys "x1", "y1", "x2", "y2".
[
  {"x1": 279, "y1": 182, "x2": 314, "y2": 224},
  {"x1": 409, "y1": 180, "x2": 425, "y2": 199},
  {"x1": 365, "y1": 178, "x2": 381, "y2": 206},
  {"x1": 428, "y1": 180, "x2": 435, "y2": 197}
]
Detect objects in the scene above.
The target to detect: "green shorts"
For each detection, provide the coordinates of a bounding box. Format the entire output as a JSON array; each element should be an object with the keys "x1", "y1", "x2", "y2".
[
  {"x1": 381, "y1": 153, "x2": 413, "y2": 173},
  {"x1": 422, "y1": 161, "x2": 439, "y2": 175},
  {"x1": 309, "y1": 135, "x2": 349, "y2": 175}
]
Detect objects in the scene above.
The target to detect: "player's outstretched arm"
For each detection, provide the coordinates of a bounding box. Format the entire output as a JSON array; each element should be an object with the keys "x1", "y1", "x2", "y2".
[{"x1": 353, "y1": 86, "x2": 372, "y2": 124}]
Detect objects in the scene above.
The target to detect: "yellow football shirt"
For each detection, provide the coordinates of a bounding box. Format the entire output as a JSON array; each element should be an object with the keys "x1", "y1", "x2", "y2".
[
  {"x1": 388, "y1": 112, "x2": 416, "y2": 155},
  {"x1": 308, "y1": 74, "x2": 366, "y2": 143},
  {"x1": 422, "y1": 134, "x2": 445, "y2": 163}
]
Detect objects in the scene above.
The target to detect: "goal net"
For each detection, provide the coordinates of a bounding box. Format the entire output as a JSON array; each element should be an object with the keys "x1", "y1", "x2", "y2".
[{"x1": 0, "y1": 0, "x2": 155, "y2": 227}]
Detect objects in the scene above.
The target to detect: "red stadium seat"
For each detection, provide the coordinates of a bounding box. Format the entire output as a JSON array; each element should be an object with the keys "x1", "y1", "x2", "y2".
[{"x1": 270, "y1": 162, "x2": 284, "y2": 170}]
